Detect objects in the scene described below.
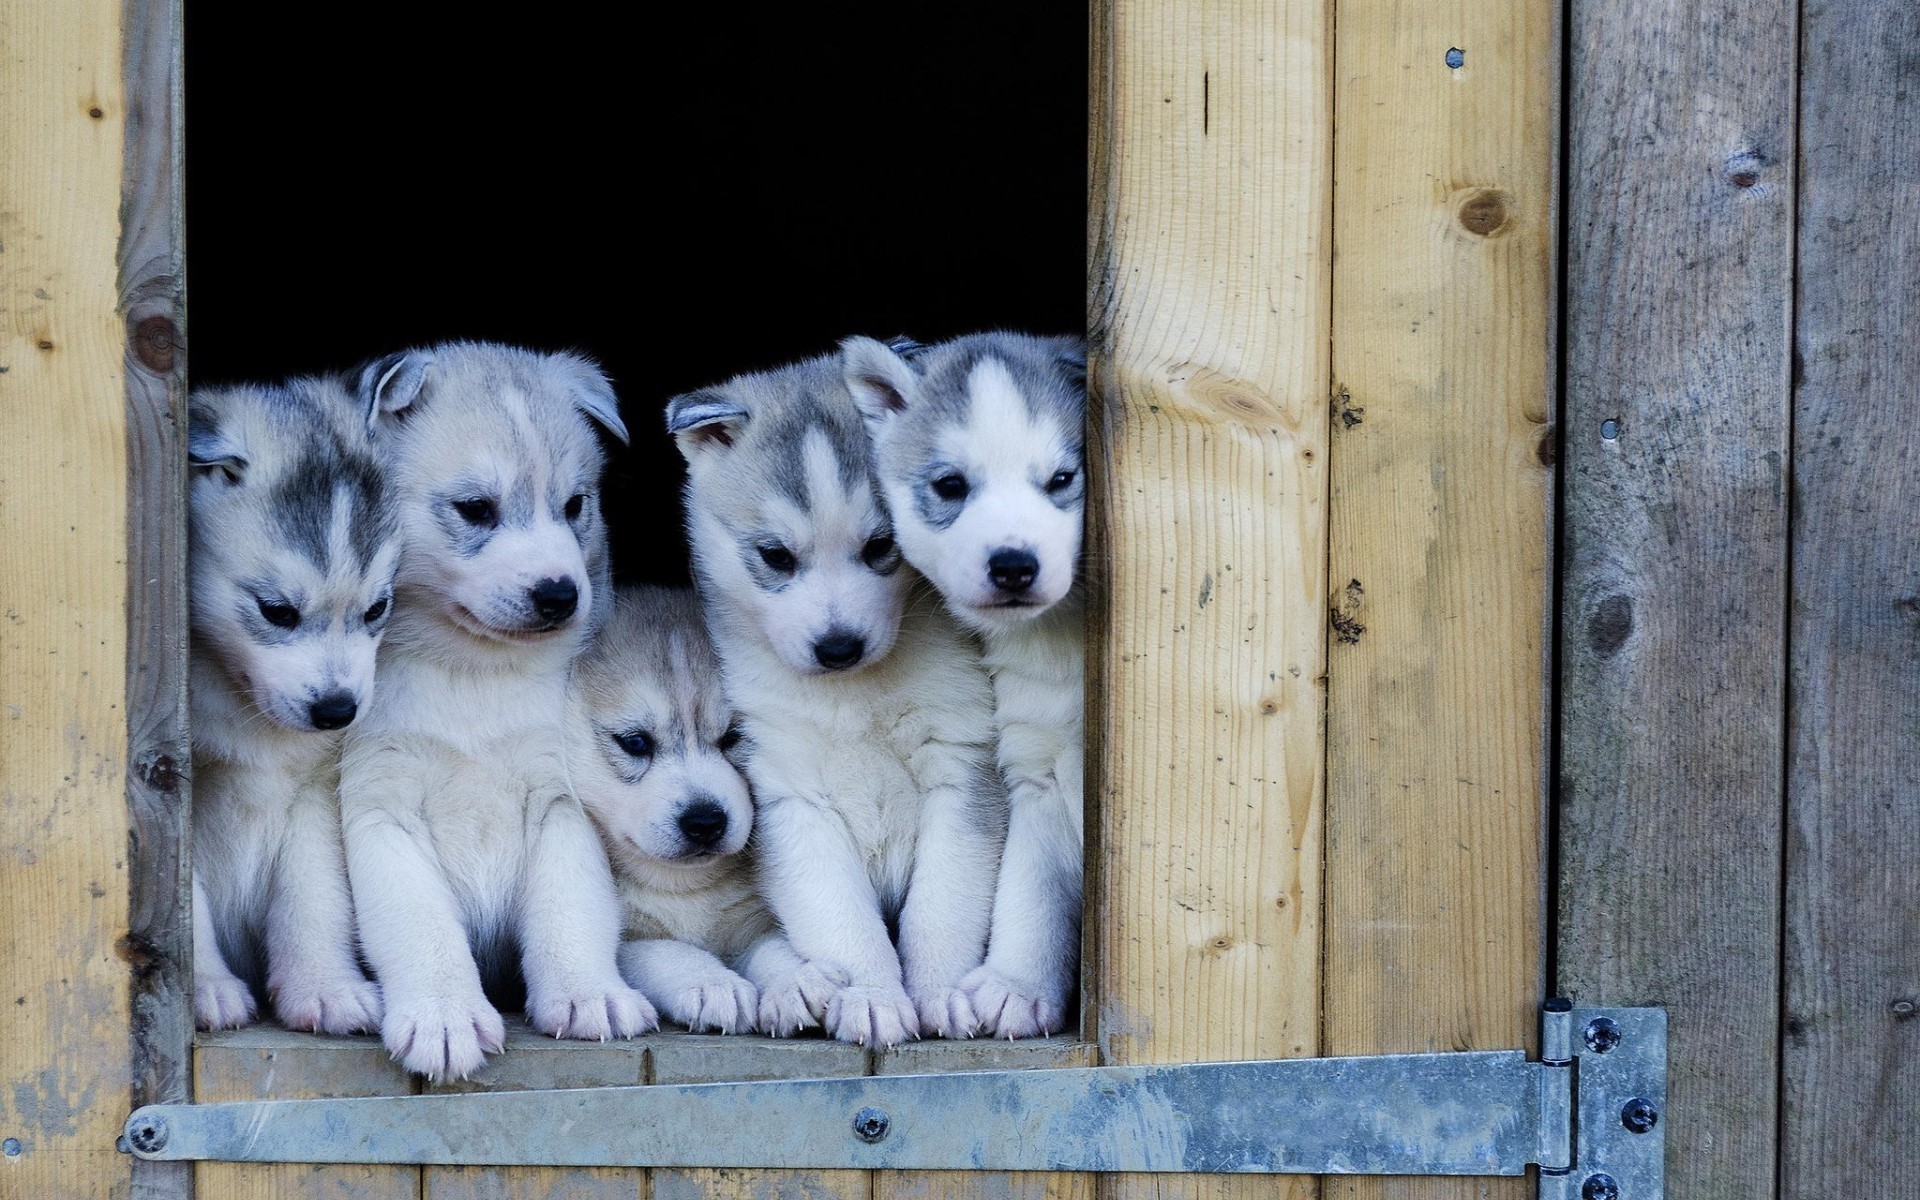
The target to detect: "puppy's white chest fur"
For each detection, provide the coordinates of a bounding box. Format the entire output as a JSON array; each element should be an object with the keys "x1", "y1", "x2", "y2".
[{"x1": 981, "y1": 593, "x2": 1085, "y2": 839}]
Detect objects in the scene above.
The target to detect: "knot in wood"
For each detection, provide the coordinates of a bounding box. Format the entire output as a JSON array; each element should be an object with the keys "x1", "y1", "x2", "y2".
[
  {"x1": 133, "y1": 316, "x2": 177, "y2": 374},
  {"x1": 1455, "y1": 188, "x2": 1515, "y2": 237}
]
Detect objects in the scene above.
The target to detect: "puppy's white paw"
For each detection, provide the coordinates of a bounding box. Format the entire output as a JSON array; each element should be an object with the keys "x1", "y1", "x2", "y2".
[
  {"x1": 825, "y1": 984, "x2": 918, "y2": 1048},
  {"x1": 528, "y1": 982, "x2": 657, "y2": 1042},
  {"x1": 664, "y1": 974, "x2": 759, "y2": 1035},
  {"x1": 959, "y1": 965, "x2": 1068, "y2": 1040},
  {"x1": 382, "y1": 993, "x2": 506, "y2": 1082},
  {"x1": 756, "y1": 959, "x2": 849, "y2": 1038},
  {"x1": 273, "y1": 973, "x2": 384, "y2": 1036},
  {"x1": 911, "y1": 984, "x2": 982, "y2": 1040},
  {"x1": 194, "y1": 973, "x2": 257, "y2": 1032}
]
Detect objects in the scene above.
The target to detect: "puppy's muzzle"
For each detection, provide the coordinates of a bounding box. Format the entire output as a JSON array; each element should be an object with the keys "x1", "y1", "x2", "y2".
[
  {"x1": 676, "y1": 798, "x2": 730, "y2": 850},
  {"x1": 309, "y1": 691, "x2": 359, "y2": 731},
  {"x1": 529, "y1": 576, "x2": 579, "y2": 624},
  {"x1": 813, "y1": 630, "x2": 866, "y2": 671},
  {"x1": 987, "y1": 548, "x2": 1040, "y2": 596}
]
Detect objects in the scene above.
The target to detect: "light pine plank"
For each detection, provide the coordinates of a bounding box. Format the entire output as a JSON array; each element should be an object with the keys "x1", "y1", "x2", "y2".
[
  {"x1": 649, "y1": 1035, "x2": 871, "y2": 1200},
  {"x1": 120, "y1": 2, "x2": 192, "y2": 1198},
  {"x1": 424, "y1": 1029, "x2": 647, "y2": 1200},
  {"x1": 1783, "y1": 0, "x2": 1920, "y2": 1191},
  {"x1": 0, "y1": 2, "x2": 138, "y2": 1196},
  {"x1": 1556, "y1": 0, "x2": 1794, "y2": 1194},
  {"x1": 1324, "y1": 3, "x2": 1555, "y2": 1200},
  {"x1": 873, "y1": 1038, "x2": 1096, "y2": 1200},
  {"x1": 194, "y1": 1028, "x2": 421, "y2": 1200},
  {"x1": 1088, "y1": 2, "x2": 1330, "y2": 1199}
]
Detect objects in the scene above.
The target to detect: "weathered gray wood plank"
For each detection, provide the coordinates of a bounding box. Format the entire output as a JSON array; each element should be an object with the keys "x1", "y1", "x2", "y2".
[
  {"x1": 120, "y1": 1, "x2": 191, "y2": 1197},
  {"x1": 1784, "y1": 0, "x2": 1920, "y2": 1191},
  {"x1": 1557, "y1": 0, "x2": 1795, "y2": 1194}
]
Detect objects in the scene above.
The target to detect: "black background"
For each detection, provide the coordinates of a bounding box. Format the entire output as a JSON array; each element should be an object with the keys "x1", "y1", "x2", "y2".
[{"x1": 185, "y1": 4, "x2": 1087, "y2": 583}]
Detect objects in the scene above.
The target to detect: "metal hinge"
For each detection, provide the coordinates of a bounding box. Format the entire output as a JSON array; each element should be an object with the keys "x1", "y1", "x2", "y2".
[{"x1": 123, "y1": 1002, "x2": 1663, "y2": 1196}]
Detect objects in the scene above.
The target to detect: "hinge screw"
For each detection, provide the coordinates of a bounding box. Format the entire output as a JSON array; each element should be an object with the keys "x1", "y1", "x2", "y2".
[
  {"x1": 128, "y1": 1117, "x2": 168, "y2": 1155},
  {"x1": 1621, "y1": 1096, "x2": 1659, "y2": 1133},
  {"x1": 2, "y1": 1138, "x2": 20, "y2": 1157},
  {"x1": 1581, "y1": 1174, "x2": 1620, "y2": 1200},
  {"x1": 851, "y1": 1107, "x2": 890, "y2": 1144},
  {"x1": 1583, "y1": 1016, "x2": 1622, "y2": 1054}
]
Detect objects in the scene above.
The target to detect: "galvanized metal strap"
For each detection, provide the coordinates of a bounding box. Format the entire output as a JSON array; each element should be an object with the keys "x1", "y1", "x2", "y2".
[{"x1": 123, "y1": 1004, "x2": 1663, "y2": 1191}]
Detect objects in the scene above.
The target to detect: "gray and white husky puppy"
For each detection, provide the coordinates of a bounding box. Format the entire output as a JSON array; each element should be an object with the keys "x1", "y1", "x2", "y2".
[
  {"x1": 340, "y1": 342, "x2": 651, "y2": 1082},
  {"x1": 574, "y1": 584, "x2": 837, "y2": 1035},
  {"x1": 187, "y1": 375, "x2": 399, "y2": 1034},
  {"x1": 668, "y1": 354, "x2": 1004, "y2": 1047},
  {"x1": 841, "y1": 331, "x2": 1087, "y2": 1038}
]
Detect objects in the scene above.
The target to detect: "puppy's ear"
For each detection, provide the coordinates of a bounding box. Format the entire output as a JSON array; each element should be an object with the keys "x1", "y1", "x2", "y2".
[
  {"x1": 1051, "y1": 335, "x2": 1087, "y2": 384},
  {"x1": 554, "y1": 352, "x2": 630, "y2": 445},
  {"x1": 357, "y1": 351, "x2": 433, "y2": 429},
  {"x1": 186, "y1": 403, "x2": 247, "y2": 484},
  {"x1": 840, "y1": 335, "x2": 921, "y2": 422},
  {"x1": 665, "y1": 389, "x2": 749, "y2": 458}
]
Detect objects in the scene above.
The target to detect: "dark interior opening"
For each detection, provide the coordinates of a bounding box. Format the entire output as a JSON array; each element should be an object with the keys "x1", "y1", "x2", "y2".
[{"x1": 185, "y1": 4, "x2": 1088, "y2": 584}]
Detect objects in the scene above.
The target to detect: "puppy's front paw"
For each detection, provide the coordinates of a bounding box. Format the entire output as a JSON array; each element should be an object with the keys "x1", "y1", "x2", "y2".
[
  {"x1": 756, "y1": 959, "x2": 849, "y2": 1037},
  {"x1": 382, "y1": 993, "x2": 506, "y2": 1082},
  {"x1": 910, "y1": 985, "x2": 981, "y2": 1040},
  {"x1": 959, "y1": 965, "x2": 1068, "y2": 1040},
  {"x1": 825, "y1": 984, "x2": 918, "y2": 1048},
  {"x1": 273, "y1": 972, "x2": 383, "y2": 1036},
  {"x1": 527, "y1": 982, "x2": 657, "y2": 1042},
  {"x1": 664, "y1": 973, "x2": 759, "y2": 1035},
  {"x1": 194, "y1": 973, "x2": 257, "y2": 1032}
]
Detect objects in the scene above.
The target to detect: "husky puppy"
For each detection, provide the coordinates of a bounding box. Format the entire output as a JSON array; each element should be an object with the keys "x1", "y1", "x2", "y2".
[
  {"x1": 339, "y1": 342, "x2": 650, "y2": 1081},
  {"x1": 187, "y1": 375, "x2": 398, "y2": 1035},
  {"x1": 667, "y1": 354, "x2": 1004, "y2": 1047},
  {"x1": 841, "y1": 331, "x2": 1087, "y2": 1039},
  {"x1": 572, "y1": 584, "x2": 770, "y2": 1033}
]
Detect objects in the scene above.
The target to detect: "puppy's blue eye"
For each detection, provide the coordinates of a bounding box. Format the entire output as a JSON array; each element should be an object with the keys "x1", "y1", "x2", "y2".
[
  {"x1": 758, "y1": 544, "x2": 797, "y2": 574},
  {"x1": 932, "y1": 473, "x2": 969, "y2": 501},
  {"x1": 258, "y1": 599, "x2": 299, "y2": 629},
  {"x1": 564, "y1": 493, "x2": 585, "y2": 521},
  {"x1": 452, "y1": 497, "x2": 498, "y2": 527},
  {"x1": 1046, "y1": 469, "x2": 1077, "y2": 494},
  {"x1": 613, "y1": 730, "x2": 654, "y2": 758},
  {"x1": 363, "y1": 597, "x2": 389, "y2": 624}
]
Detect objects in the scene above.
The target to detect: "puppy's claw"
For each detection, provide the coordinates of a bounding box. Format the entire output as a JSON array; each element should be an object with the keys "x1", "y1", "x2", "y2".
[
  {"x1": 959, "y1": 966, "x2": 1067, "y2": 1040},
  {"x1": 273, "y1": 974, "x2": 384, "y2": 1036},
  {"x1": 528, "y1": 983, "x2": 657, "y2": 1042},
  {"x1": 825, "y1": 985, "x2": 918, "y2": 1048},
  {"x1": 756, "y1": 959, "x2": 847, "y2": 1037},
  {"x1": 667, "y1": 976, "x2": 760, "y2": 1035},
  {"x1": 382, "y1": 994, "x2": 506, "y2": 1082},
  {"x1": 194, "y1": 974, "x2": 257, "y2": 1032},
  {"x1": 911, "y1": 986, "x2": 982, "y2": 1040}
]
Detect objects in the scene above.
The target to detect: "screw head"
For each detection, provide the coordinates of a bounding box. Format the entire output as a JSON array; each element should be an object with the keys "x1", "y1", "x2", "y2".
[
  {"x1": 851, "y1": 1107, "x2": 890, "y2": 1144},
  {"x1": 2, "y1": 1138, "x2": 20, "y2": 1157},
  {"x1": 128, "y1": 1118, "x2": 168, "y2": 1155},
  {"x1": 1582, "y1": 1174, "x2": 1621, "y2": 1200},
  {"x1": 1583, "y1": 1016, "x2": 1622, "y2": 1054},
  {"x1": 1621, "y1": 1096, "x2": 1659, "y2": 1134}
]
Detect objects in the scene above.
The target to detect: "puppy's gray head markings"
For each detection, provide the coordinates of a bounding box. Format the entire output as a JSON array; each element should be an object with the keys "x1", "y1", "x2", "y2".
[
  {"x1": 364, "y1": 342, "x2": 628, "y2": 650},
  {"x1": 667, "y1": 354, "x2": 907, "y2": 676},
  {"x1": 188, "y1": 375, "x2": 402, "y2": 732},
  {"x1": 841, "y1": 331, "x2": 1087, "y2": 631},
  {"x1": 575, "y1": 587, "x2": 754, "y2": 868}
]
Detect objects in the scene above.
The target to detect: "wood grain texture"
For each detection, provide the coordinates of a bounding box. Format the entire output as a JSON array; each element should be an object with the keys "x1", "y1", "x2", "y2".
[
  {"x1": 1783, "y1": 0, "x2": 1920, "y2": 1191},
  {"x1": 1555, "y1": 0, "x2": 1794, "y2": 1195},
  {"x1": 1088, "y1": 1, "x2": 1331, "y2": 1196},
  {"x1": 195, "y1": 1029, "x2": 421, "y2": 1200},
  {"x1": 0, "y1": 2, "x2": 137, "y2": 1196},
  {"x1": 874, "y1": 1038, "x2": 1095, "y2": 1200},
  {"x1": 119, "y1": 2, "x2": 192, "y2": 1198},
  {"x1": 1324, "y1": 2, "x2": 1555, "y2": 1198}
]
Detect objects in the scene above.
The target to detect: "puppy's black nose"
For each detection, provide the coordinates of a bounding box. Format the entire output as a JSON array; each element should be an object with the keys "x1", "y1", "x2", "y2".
[
  {"x1": 677, "y1": 800, "x2": 729, "y2": 849},
  {"x1": 309, "y1": 691, "x2": 358, "y2": 731},
  {"x1": 530, "y1": 577, "x2": 578, "y2": 622},
  {"x1": 988, "y1": 549, "x2": 1040, "y2": 594},
  {"x1": 813, "y1": 631, "x2": 866, "y2": 670}
]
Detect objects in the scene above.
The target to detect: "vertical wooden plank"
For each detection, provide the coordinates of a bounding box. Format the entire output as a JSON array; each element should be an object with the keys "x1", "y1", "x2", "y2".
[
  {"x1": 873, "y1": 1038, "x2": 1095, "y2": 1200},
  {"x1": 1784, "y1": 1, "x2": 1920, "y2": 1191},
  {"x1": 649, "y1": 1035, "x2": 870, "y2": 1200},
  {"x1": 1324, "y1": 1, "x2": 1555, "y2": 1199},
  {"x1": 424, "y1": 1032, "x2": 645, "y2": 1200},
  {"x1": 195, "y1": 1029, "x2": 421, "y2": 1200},
  {"x1": 120, "y1": 2, "x2": 192, "y2": 1198},
  {"x1": 0, "y1": 1, "x2": 137, "y2": 1196},
  {"x1": 1089, "y1": 2, "x2": 1330, "y2": 1200},
  {"x1": 1556, "y1": 0, "x2": 1793, "y2": 1194}
]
